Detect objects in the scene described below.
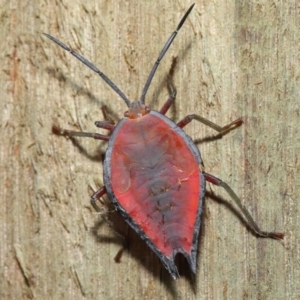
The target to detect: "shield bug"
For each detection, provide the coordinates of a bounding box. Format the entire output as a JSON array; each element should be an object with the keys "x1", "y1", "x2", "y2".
[{"x1": 44, "y1": 4, "x2": 284, "y2": 280}]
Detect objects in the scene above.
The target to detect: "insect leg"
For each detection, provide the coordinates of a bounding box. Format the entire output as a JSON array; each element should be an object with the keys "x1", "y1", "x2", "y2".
[
  {"x1": 101, "y1": 105, "x2": 115, "y2": 124},
  {"x1": 177, "y1": 114, "x2": 243, "y2": 136},
  {"x1": 160, "y1": 57, "x2": 178, "y2": 115},
  {"x1": 90, "y1": 186, "x2": 107, "y2": 212},
  {"x1": 204, "y1": 173, "x2": 284, "y2": 240},
  {"x1": 90, "y1": 187, "x2": 117, "y2": 229},
  {"x1": 52, "y1": 125, "x2": 109, "y2": 141},
  {"x1": 95, "y1": 106, "x2": 116, "y2": 131},
  {"x1": 90, "y1": 186, "x2": 128, "y2": 260},
  {"x1": 159, "y1": 74, "x2": 177, "y2": 115}
]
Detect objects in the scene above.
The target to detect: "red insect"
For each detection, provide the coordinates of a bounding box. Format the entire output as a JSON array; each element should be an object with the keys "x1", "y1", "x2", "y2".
[{"x1": 44, "y1": 4, "x2": 284, "y2": 280}]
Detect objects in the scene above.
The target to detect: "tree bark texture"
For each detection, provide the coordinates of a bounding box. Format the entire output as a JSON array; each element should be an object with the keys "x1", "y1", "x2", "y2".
[{"x1": 0, "y1": 1, "x2": 298, "y2": 299}]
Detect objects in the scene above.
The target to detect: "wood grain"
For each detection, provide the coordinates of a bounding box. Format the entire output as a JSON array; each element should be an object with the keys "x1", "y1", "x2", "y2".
[{"x1": 1, "y1": 1, "x2": 298, "y2": 299}]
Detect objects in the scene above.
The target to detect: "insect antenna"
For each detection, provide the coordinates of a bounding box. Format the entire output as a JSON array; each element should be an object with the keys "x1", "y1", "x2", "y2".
[
  {"x1": 139, "y1": 3, "x2": 194, "y2": 104},
  {"x1": 43, "y1": 33, "x2": 131, "y2": 107}
]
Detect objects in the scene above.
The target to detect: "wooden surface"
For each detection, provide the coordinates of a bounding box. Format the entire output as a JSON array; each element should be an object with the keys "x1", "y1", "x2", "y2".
[{"x1": 1, "y1": 1, "x2": 299, "y2": 299}]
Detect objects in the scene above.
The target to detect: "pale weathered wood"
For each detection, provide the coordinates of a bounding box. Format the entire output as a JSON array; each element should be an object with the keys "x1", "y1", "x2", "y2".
[{"x1": 1, "y1": 0, "x2": 299, "y2": 299}]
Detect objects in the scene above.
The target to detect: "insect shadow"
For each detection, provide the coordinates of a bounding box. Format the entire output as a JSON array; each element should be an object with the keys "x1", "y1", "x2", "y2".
[
  {"x1": 89, "y1": 199, "x2": 196, "y2": 294},
  {"x1": 46, "y1": 66, "x2": 120, "y2": 122}
]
